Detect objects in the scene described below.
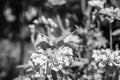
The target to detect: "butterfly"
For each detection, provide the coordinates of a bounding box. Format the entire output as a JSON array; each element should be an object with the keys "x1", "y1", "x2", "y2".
[
  {"x1": 32, "y1": 30, "x2": 76, "y2": 50},
  {"x1": 17, "y1": 30, "x2": 75, "y2": 76}
]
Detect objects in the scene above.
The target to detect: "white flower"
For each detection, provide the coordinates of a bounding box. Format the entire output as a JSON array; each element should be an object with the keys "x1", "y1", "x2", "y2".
[
  {"x1": 63, "y1": 56, "x2": 72, "y2": 66},
  {"x1": 88, "y1": 0, "x2": 106, "y2": 8},
  {"x1": 64, "y1": 35, "x2": 80, "y2": 43},
  {"x1": 4, "y1": 8, "x2": 16, "y2": 22},
  {"x1": 30, "y1": 52, "x2": 47, "y2": 66},
  {"x1": 50, "y1": 46, "x2": 74, "y2": 71},
  {"x1": 92, "y1": 50, "x2": 102, "y2": 61},
  {"x1": 93, "y1": 49, "x2": 112, "y2": 67},
  {"x1": 28, "y1": 60, "x2": 33, "y2": 67},
  {"x1": 99, "y1": 7, "x2": 120, "y2": 23},
  {"x1": 58, "y1": 46, "x2": 73, "y2": 55},
  {"x1": 36, "y1": 47, "x2": 44, "y2": 53},
  {"x1": 28, "y1": 24, "x2": 35, "y2": 34},
  {"x1": 51, "y1": 67, "x2": 59, "y2": 71},
  {"x1": 33, "y1": 19, "x2": 39, "y2": 24},
  {"x1": 93, "y1": 49, "x2": 120, "y2": 67},
  {"x1": 112, "y1": 50, "x2": 120, "y2": 66},
  {"x1": 28, "y1": 46, "x2": 74, "y2": 75},
  {"x1": 48, "y1": 0, "x2": 66, "y2": 6},
  {"x1": 34, "y1": 72, "x2": 41, "y2": 78},
  {"x1": 25, "y1": 7, "x2": 37, "y2": 21}
]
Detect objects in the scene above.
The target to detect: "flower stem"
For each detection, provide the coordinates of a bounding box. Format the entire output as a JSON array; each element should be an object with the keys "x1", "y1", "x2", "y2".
[
  {"x1": 109, "y1": 23, "x2": 113, "y2": 51},
  {"x1": 97, "y1": 20, "x2": 100, "y2": 30},
  {"x1": 56, "y1": 14, "x2": 65, "y2": 34}
]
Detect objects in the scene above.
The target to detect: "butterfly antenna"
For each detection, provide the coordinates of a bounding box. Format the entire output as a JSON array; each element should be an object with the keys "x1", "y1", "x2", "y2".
[
  {"x1": 35, "y1": 30, "x2": 43, "y2": 35},
  {"x1": 71, "y1": 30, "x2": 76, "y2": 34},
  {"x1": 75, "y1": 25, "x2": 80, "y2": 32},
  {"x1": 75, "y1": 25, "x2": 79, "y2": 29},
  {"x1": 65, "y1": 30, "x2": 76, "y2": 37}
]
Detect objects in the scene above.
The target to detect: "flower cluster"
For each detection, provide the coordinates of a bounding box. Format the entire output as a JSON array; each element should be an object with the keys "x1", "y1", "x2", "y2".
[
  {"x1": 27, "y1": 49, "x2": 47, "y2": 78},
  {"x1": 27, "y1": 46, "x2": 74, "y2": 78},
  {"x1": 99, "y1": 7, "x2": 120, "y2": 23},
  {"x1": 49, "y1": 46, "x2": 74, "y2": 71},
  {"x1": 92, "y1": 49, "x2": 120, "y2": 67},
  {"x1": 88, "y1": 0, "x2": 106, "y2": 8}
]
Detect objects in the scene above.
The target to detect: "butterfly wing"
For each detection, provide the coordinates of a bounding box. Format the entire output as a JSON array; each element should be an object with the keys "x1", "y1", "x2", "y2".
[
  {"x1": 54, "y1": 31, "x2": 76, "y2": 47},
  {"x1": 34, "y1": 31, "x2": 54, "y2": 50}
]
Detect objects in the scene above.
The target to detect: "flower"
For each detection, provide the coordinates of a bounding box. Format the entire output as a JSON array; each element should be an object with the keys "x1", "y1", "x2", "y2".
[
  {"x1": 27, "y1": 46, "x2": 74, "y2": 77},
  {"x1": 99, "y1": 7, "x2": 120, "y2": 23},
  {"x1": 25, "y1": 7, "x2": 37, "y2": 21},
  {"x1": 48, "y1": 0, "x2": 66, "y2": 6},
  {"x1": 28, "y1": 24, "x2": 35, "y2": 34},
  {"x1": 30, "y1": 52, "x2": 47, "y2": 66},
  {"x1": 92, "y1": 49, "x2": 118, "y2": 67},
  {"x1": 50, "y1": 46, "x2": 74, "y2": 71},
  {"x1": 58, "y1": 46, "x2": 73, "y2": 55},
  {"x1": 63, "y1": 35, "x2": 80, "y2": 43},
  {"x1": 28, "y1": 52, "x2": 47, "y2": 78},
  {"x1": 112, "y1": 50, "x2": 120, "y2": 66},
  {"x1": 88, "y1": 0, "x2": 106, "y2": 8}
]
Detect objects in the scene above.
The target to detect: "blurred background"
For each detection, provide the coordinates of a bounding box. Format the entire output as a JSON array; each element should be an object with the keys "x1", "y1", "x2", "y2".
[{"x1": 0, "y1": 0, "x2": 120, "y2": 80}]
